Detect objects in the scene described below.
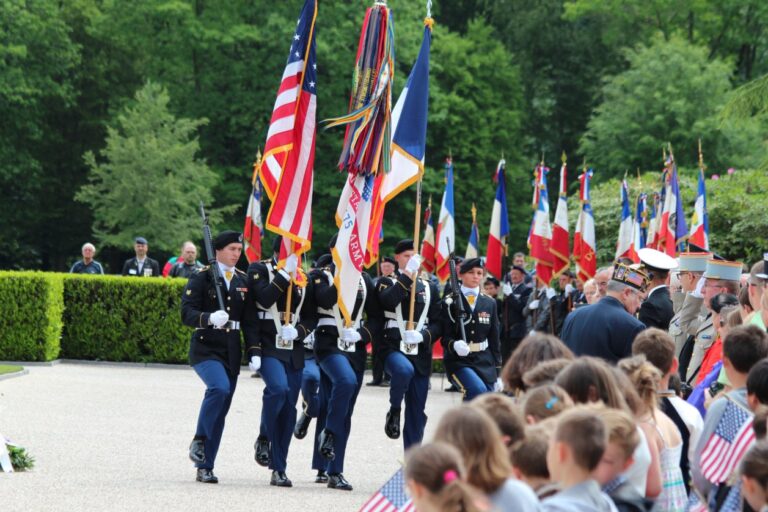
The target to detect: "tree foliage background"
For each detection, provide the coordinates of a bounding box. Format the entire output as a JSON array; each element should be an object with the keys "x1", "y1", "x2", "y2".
[{"x1": 2, "y1": 0, "x2": 767, "y2": 271}]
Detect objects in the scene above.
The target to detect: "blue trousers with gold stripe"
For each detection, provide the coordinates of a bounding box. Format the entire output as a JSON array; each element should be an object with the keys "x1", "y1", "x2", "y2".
[
  {"x1": 259, "y1": 356, "x2": 301, "y2": 472},
  {"x1": 450, "y1": 367, "x2": 493, "y2": 402},
  {"x1": 385, "y1": 351, "x2": 429, "y2": 450}
]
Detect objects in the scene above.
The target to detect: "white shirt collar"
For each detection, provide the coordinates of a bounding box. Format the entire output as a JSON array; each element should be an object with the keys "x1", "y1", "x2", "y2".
[
  {"x1": 461, "y1": 285, "x2": 479, "y2": 296},
  {"x1": 217, "y1": 262, "x2": 234, "y2": 276}
]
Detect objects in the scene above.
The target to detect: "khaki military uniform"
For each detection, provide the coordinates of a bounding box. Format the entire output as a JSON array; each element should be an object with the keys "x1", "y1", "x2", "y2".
[{"x1": 676, "y1": 293, "x2": 714, "y2": 382}]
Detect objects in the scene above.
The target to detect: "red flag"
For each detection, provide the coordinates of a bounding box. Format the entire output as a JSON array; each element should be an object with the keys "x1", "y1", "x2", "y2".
[{"x1": 420, "y1": 197, "x2": 436, "y2": 273}]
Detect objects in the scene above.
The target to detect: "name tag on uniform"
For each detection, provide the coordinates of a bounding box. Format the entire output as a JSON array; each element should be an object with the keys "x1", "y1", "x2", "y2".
[{"x1": 128, "y1": 269, "x2": 137, "y2": 275}]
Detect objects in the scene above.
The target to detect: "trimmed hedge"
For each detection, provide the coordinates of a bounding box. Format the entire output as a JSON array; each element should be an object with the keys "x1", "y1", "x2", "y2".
[
  {"x1": 61, "y1": 275, "x2": 189, "y2": 363},
  {"x1": 0, "y1": 272, "x2": 64, "y2": 361}
]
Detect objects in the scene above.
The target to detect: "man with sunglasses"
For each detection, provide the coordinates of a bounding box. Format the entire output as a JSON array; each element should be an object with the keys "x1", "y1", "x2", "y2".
[{"x1": 668, "y1": 252, "x2": 710, "y2": 358}]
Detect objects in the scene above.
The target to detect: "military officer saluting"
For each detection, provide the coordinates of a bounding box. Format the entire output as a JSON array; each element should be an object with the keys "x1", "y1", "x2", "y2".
[
  {"x1": 309, "y1": 239, "x2": 379, "y2": 491},
  {"x1": 377, "y1": 239, "x2": 442, "y2": 449},
  {"x1": 246, "y1": 236, "x2": 316, "y2": 488},
  {"x1": 441, "y1": 258, "x2": 502, "y2": 401},
  {"x1": 182, "y1": 231, "x2": 254, "y2": 484},
  {"x1": 637, "y1": 248, "x2": 678, "y2": 330}
]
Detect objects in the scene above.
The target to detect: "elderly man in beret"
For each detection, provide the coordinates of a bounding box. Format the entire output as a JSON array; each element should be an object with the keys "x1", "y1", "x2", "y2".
[{"x1": 181, "y1": 230, "x2": 255, "y2": 484}]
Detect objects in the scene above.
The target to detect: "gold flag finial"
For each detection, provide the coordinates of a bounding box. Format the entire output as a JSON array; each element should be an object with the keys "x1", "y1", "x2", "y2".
[
  {"x1": 698, "y1": 138, "x2": 706, "y2": 171},
  {"x1": 251, "y1": 148, "x2": 262, "y2": 185},
  {"x1": 471, "y1": 203, "x2": 477, "y2": 223}
]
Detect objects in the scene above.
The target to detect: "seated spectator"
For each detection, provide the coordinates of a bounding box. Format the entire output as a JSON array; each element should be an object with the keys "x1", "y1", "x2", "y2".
[
  {"x1": 523, "y1": 358, "x2": 573, "y2": 389},
  {"x1": 502, "y1": 334, "x2": 574, "y2": 396},
  {"x1": 593, "y1": 407, "x2": 653, "y2": 512},
  {"x1": 632, "y1": 328, "x2": 703, "y2": 493},
  {"x1": 542, "y1": 406, "x2": 617, "y2": 511},
  {"x1": 618, "y1": 356, "x2": 687, "y2": 511},
  {"x1": 522, "y1": 384, "x2": 573, "y2": 424},
  {"x1": 434, "y1": 405, "x2": 541, "y2": 512},
  {"x1": 122, "y1": 237, "x2": 160, "y2": 277},
  {"x1": 405, "y1": 442, "x2": 489, "y2": 512},
  {"x1": 168, "y1": 241, "x2": 203, "y2": 278},
  {"x1": 747, "y1": 359, "x2": 768, "y2": 410},
  {"x1": 471, "y1": 394, "x2": 526, "y2": 447},
  {"x1": 692, "y1": 325, "x2": 768, "y2": 508},
  {"x1": 510, "y1": 423, "x2": 560, "y2": 499},
  {"x1": 70, "y1": 242, "x2": 105, "y2": 274},
  {"x1": 740, "y1": 441, "x2": 768, "y2": 512}
]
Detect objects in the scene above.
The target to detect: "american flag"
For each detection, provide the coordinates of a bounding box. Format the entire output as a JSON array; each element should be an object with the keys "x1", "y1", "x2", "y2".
[
  {"x1": 359, "y1": 467, "x2": 414, "y2": 512},
  {"x1": 699, "y1": 399, "x2": 755, "y2": 484},
  {"x1": 261, "y1": 0, "x2": 317, "y2": 258}
]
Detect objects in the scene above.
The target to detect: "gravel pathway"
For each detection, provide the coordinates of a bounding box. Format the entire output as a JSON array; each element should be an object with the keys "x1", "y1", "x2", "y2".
[{"x1": 0, "y1": 363, "x2": 461, "y2": 511}]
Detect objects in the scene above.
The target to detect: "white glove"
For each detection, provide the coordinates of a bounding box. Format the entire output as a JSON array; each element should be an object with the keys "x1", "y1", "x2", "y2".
[
  {"x1": 493, "y1": 378, "x2": 503, "y2": 392},
  {"x1": 502, "y1": 283, "x2": 513, "y2": 297},
  {"x1": 209, "y1": 310, "x2": 229, "y2": 328},
  {"x1": 565, "y1": 283, "x2": 575, "y2": 295},
  {"x1": 405, "y1": 255, "x2": 422, "y2": 274},
  {"x1": 692, "y1": 277, "x2": 706, "y2": 298},
  {"x1": 403, "y1": 330, "x2": 423, "y2": 345},
  {"x1": 340, "y1": 328, "x2": 361, "y2": 343},
  {"x1": 545, "y1": 287, "x2": 556, "y2": 299},
  {"x1": 249, "y1": 356, "x2": 261, "y2": 372},
  {"x1": 529, "y1": 299, "x2": 540, "y2": 310},
  {"x1": 284, "y1": 254, "x2": 298, "y2": 274},
  {"x1": 281, "y1": 324, "x2": 299, "y2": 341},
  {"x1": 453, "y1": 340, "x2": 470, "y2": 357}
]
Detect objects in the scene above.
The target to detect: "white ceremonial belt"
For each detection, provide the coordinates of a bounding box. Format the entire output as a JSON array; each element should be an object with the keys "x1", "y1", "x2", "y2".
[
  {"x1": 468, "y1": 340, "x2": 488, "y2": 352},
  {"x1": 196, "y1": 320, "x2": 240, "y2": 330},
  {"x1": 385, "y1": 319, "x2": 399, "y2": 329},
  {"x1": 257, "y1": 311, "x2": 273, "y2": 320},
  {"x1": 317, "y1": 318, "x2": 336, "y2": 327},
  {"x1": 383, "y1": 311, "x2": 397, "y2": 320}
]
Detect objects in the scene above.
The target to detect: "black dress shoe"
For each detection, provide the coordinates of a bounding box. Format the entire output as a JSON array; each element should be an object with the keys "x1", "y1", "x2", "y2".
[
  {"x1": 315, "y1": 470, "x2": 329, "y2": 483},
  {"x1": 385, "y1": 408, "x2": 401, "y2": 439},
  {"x1": 318, "y1": 429, "x2": 336, "y2": 460},
  {"x1": 189, "y1": 438, "x2": 206, "y2": 464},
  {"x1": 294, "y1": 412, "x2": 312, "y2": 440},
  {"x1": 254, "y1": 436, "x2": 270, "y2": 467},
  {"x1": 196, "y1": 468, "x2": 218, "y2": 484},
  {"x1": 327, "y1": 473, "x2": 353, "y2": 491},
  {"x1": 381, "y1": 378, "x2": 391, "y2": 387},
  {"x1": 270, "y1": 470, "x2": 293, "y2": 487}
]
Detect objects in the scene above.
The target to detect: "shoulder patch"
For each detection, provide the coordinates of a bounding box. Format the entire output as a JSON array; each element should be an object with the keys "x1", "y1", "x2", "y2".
[
  {"x1": 254, "y1": 273, "x2": 260, "y2": 280},
  {"x1": 186, "y1": 289, "x2": 192, "y2": 295},
  {"x1": 314, "y1": 278, "x2": 322, "y2": 284}
]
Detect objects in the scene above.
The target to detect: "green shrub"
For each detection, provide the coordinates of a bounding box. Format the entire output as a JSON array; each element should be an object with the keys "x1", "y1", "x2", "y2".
[
  {"x1": 61, "y1": 275, "x2": 189, "y2": 363},
  {"x1": 0, "y1": 272, "x2": 63, "y2": 361}
]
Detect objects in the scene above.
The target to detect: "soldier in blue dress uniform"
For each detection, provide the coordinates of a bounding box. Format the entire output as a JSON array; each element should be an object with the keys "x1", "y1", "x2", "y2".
[
  {"x1": 376, "y1": 239, "x2": 442, "y2": 450},
  {"x1": 182, "y1": 231, "x2": 255, "y2": 484},
  {"x1": 245, "y1": 236, "x2": 316, "y2": 488},
  {"x1": 441, "y1": 258, "x2": 502, "y2": 401},
  {"x1": 308, "y1": 245, "x2": 380, "y2": 490}
]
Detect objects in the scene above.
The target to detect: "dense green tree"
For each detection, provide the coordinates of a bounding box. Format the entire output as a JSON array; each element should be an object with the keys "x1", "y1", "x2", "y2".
[
  {"x1": 77, "y1": 82, "x2": 230, "y2": 252},
  {"x1": 579, "y1": 37, "x2": 766, "y2": 177}
]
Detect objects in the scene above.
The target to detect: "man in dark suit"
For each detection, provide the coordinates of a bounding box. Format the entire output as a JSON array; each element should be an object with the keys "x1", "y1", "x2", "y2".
[
  {"x1": 500, "y1": 265, "x2": 532, "y2": 364},
  {"x1": 182, "y1": 231, "x2": 256, "y2": 484},
  {"x1": 561, "y1": 263, "x2": 649, "y2": 363},
  {"x1": 121, "y1": 237, "x2": 160, "y2": 277},
  {"x1": 637, "y1": 248, "x2": 678, "y2": 330},
  {"x1": 442, "y1": 258, "x2": 501, "y2": 401}
]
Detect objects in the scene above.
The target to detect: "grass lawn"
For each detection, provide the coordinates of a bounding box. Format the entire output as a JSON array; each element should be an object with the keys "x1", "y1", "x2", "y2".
[{"x1": 0, "y1": 365, "x2": 23, "y2": 375}]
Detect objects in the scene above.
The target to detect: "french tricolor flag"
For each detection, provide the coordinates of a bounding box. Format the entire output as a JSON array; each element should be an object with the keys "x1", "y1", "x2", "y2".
[
  {"x1": 530, "y1": 164, "x2": 553, "y2": 286},
  {"x1": 550, "y1": 160, "x2": 570, "y2": 278},
  {"x1": 486, "y1": 159, "x2": 509, "y2": 279},
  {"x1": 435, "y1": 158, "x2": 455, "y2": 282},
  {"x1": 631, "y1": 193, "x2": 648, "y2": 259},
  {"x1": 573, "y1": 169, "x2": 596, "y2": 283},
  {"x1": 689, "y1": 169, "x2": 709, "y2": 250},
  {"x1": 465, "y1": 204, "x2": 480, "y2": 259},
  {"x1": 616, "y1": 178, "x2": 636, "y2": 261},
  {"x1": 420, "y1": 198, "x2": 436, "y2": 273}
]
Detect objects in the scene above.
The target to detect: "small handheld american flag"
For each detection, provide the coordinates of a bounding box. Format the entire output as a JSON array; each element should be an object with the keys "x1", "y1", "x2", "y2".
[
  {"x1": 359, "y1": 467, "x2": 414, "y2": 512},
  {"x1": 699, "y1": 399, "x2": 755, "y2": 484}
]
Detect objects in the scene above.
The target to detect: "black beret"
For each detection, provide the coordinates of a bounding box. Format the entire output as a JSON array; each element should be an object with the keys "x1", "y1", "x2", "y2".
[
  {"x1": 272, "y1": 235, "x2": 283, "y2": 254},
  {"x1": 382, "y1": 256, "x2": 397, "y2": 266},
  {"x1": 460, "y1": 258, "x2": 483, "y2": 274},
  {"x1": 485, "y1": 276, "x2": 500, "y2": 287},
  {"x1": 394, "y1": 239, "x2": 414, "y2": 254},
  {"x1": 328, "y1": 232, "x2": 338, "y2": 251},
  {"x1": 316, "y1": 253, "x2": 333, "y2": 268},
  {"x1": 134, "y1": 236, "x2": 148, "y2": 245},
  {"x1": 214, "y1": 230, "x2": 243, "y2": 250},
  {"x1": 510, "y1": 265, "x2": 526, "y2": 274}
]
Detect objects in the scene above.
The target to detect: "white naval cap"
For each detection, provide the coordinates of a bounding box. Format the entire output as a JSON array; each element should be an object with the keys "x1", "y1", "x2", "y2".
[{"x1": 638, "y1": 248, "x2": 678, "y2": 272}]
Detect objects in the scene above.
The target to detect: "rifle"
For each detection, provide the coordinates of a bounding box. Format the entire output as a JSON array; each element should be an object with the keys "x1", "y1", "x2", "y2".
[
  {"x1": 447, "y1": 239, "x2": 468, "y2": 343},
  {"x1": 199, "y1": 202, "x2": 227, "y2": 313}
]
